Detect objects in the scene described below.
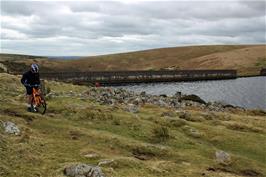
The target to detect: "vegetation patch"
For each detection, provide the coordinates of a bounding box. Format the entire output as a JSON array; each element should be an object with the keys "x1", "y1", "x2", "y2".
[
  {"x1": 132, "y1": 144, "x2": 170, "y2": 161},
  {"x1": 223, "y1": 122, "x2": 263, "y2": 133},
  {"x1": 255, "y1": 57, "x2": 266, "y2": 67},
  {"x1": 151, "y1": 126, "x2": 170, "y2": 143}
]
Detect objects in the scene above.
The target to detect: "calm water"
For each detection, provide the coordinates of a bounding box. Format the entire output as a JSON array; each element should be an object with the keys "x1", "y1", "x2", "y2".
[{"x1": 117, "y1": 77, "x2": 266, "y2": 110}]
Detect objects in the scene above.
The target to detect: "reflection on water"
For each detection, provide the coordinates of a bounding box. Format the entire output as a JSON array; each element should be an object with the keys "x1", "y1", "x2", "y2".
[{"x1": 117, "y1": 76, "x2": 266, "y2": 110}]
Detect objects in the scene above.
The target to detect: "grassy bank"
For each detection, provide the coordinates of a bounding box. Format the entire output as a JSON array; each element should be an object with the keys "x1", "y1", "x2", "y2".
[{"x1": 0, "y1": 73, "x2": 266, "y2": 177}]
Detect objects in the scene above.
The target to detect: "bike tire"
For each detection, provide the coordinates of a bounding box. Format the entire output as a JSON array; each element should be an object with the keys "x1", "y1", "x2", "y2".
[
  {"x1": 39, "y1": 102, "x2": 47, "y2": 115},
  {"x1": 31, "y1": 96, "x2": 47, "y2": 115}
]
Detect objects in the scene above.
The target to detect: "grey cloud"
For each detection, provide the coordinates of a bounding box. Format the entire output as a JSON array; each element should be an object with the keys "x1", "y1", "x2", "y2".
[{"x1": 1, "y1": 1, "x2": 265, "y2": 56}]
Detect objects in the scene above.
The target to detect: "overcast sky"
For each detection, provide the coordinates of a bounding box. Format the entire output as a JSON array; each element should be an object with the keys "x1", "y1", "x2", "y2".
[{"x1": 1, "y1": 0, "x2": 265, "y2": 56}]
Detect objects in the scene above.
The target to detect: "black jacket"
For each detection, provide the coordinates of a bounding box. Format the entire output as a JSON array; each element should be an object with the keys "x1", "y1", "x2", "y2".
[{"x1": 21, "y1": 71, "x2": 40, "y2": 86}]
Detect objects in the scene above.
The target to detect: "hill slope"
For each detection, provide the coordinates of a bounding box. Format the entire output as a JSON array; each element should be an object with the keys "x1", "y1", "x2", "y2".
[
  {"x1": 1, "y1": 45, "x2": 266, "y2": 76},
  {"x1": 0, "y1": 73, "x2": 266, "y2": 177},
  {"x1": 60, "y1": 45, "x2": 266, "y2": 76}
]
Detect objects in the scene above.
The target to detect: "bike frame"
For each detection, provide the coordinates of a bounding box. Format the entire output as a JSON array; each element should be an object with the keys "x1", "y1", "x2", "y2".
[{"x1": 32, "y1": 87, "x2": 43, "y2": 106}]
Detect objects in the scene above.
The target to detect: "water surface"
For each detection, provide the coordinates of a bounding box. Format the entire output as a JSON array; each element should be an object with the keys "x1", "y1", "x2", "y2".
[{"x1": 117, "y1": 77, "x2": 266, "y2": 110}]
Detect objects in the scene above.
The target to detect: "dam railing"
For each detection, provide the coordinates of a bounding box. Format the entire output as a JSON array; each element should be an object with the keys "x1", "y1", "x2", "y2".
[{"x1": 39, "y1": 70, "x2": 237, "y2": 85}]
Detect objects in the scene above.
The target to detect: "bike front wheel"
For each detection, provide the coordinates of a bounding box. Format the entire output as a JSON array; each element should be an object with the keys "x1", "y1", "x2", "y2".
[
  {"x1": 37, "y1": 101, "x2": 47, "y2": 115},
  {"x1": 31, "y1": 97, "x2": 47, "y2": 115}
]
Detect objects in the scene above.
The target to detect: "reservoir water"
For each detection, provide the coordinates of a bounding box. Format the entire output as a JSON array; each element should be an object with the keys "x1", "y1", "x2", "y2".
[{"x1": 117, "y1": 76, "x2": 266, "y2": 110}]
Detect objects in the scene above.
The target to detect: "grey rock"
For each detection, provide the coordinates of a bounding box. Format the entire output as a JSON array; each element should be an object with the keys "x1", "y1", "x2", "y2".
[
  {"x1": 140, "y1": 91, "x2": 146, "y2": 97},
  {"x1": 98, "y1": 159, "x2": 114, "y2": 166},
  {"x1": 200, "y1": 112, "x2": 215, "y2": 120},
  {"x1": 179, "y1": 111, "x2": 192, "y2": 121},
  {"x1": 83, "y1": 86, "x2": 242, "y2": 113},
  {"x1": 126, "y1": 104, "x2": 139, "y2": 113},
  {"x1": 207, "y1": 102, "x2": 225, "y2": 112},
  {"x1": 2, "y1": 121, "x2": 20, "y2": 135},
  {"x1": 215, "y1": 150, "x2": 231, "y2": 165},
  {"x1": 182, "y1": 126, "x2": 202, "y2": 138},
  {"x1": 181, "y1": 94, "x2": 206, "y2": 104},
  {"x1": 169, "y1": 99, "x2": 180, "y2": 108},
  {"x1": 174, "y1": 91, "x2": 182, "y2": 99},
  {"x1": 132, "y1": 97, "x2": 142, "y2": 105},
  {"x1": 189, "y1": 128, "x2": 201, "y2": 138},
  {"x1": 157, "y1": 99, "x2": 168, "y2": 107},
  {"x1": 64, "y1": 164, "x2": 105, "y2": 177},
  {"x1": 84, "y1": 153, "x2": 100, "y2": 159}
]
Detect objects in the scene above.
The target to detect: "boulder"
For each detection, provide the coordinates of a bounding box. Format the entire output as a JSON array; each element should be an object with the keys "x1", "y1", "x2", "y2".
[
  {"x1": 215, "y1": 150, "x2": 231, "y2": 165},
  {"x1": 140, "y1": 91, "x2": 146, "y2": 97},
  {"x1": 174, "y1": 91, "x2": 182, "y2": 99},
  {"x1": 64, "y1": 164, "x2": 105, "y2": 177},
  {"x1": 181, "y1": 94, "x2": 206, "y2": 104},
  {"x1": 157, "y1": 99, "x2": 168, "y2": 107},
  {"x1": 132, "y1": 97, "x2": 142, "y2": 105},
  {"x1": 179, "y1": 111, "x2": 192, "y2": 121},
  {"x1": 2, "y1": 121, "x2": 20, "y2": 135},
  {"x1": 207, "y1": 102, "x2": 225, "y2": 112},
  {"x1": 126, "y1": 104, "x2": 139, "y2": 113}
]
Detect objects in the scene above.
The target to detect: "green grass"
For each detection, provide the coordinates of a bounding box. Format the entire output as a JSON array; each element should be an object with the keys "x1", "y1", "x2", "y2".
[
  {"x1": 256, "y1": 57, "x2": 266, "y2": 67},
  {"x1": 0, "y1": 73, "x2": 266, "y2": 177}
]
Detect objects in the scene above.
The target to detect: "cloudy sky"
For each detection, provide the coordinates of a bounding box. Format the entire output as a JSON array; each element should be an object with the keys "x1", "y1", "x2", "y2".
[{"x1": 1, "y1": 0, "x2": 265, "y2": 56}]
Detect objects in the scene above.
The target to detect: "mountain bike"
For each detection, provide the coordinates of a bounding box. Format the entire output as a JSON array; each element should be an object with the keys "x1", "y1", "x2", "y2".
[{"x1": 25, "y1": 84, "x2": 47, "y2": 115}]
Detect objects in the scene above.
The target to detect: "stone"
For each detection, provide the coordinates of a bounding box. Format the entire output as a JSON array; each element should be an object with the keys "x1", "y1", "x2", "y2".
[
  {"x1": 157, "y1": 99, "x2": 168, "y2": 107},
  {"x1": 2, "y1": 121, "x2": 20, "y2": 135},
  {"x1": 200, "y1": 112, "x2": 215, "y2": 120},
  {"x1": 174, "y1": 91, "x2": 182, "y2": 98},
  {"x1": 140, "y1": 91, "x2": 146, "y2": 96},
  {"x1": 84, "y1": 153, "x2": 100, "y2": 159},
  {"x1": 159, "y1": 94, "x2": 167, "y2": 98},
  {"x1": 64, "y1": 164, "x2": 105, "y2": 177},
  {"x1": 98, "y1": 159, "x2": 115, "y2": 166},
  {"x1": 181, "y1": 94, "x2": 206, "y2": 104},
  {"x1": 215, "y1": 150, "x2": 231, "y2": 165},
  {"x1": 126, "y1": 104, "x2": 139, "y2": 113},
  {"x1": 182, "y1": 126, "x2": 202, "y2": 138},
  {"x1": 132, "y1": 97, "x2": 142, "y2": 105},
  {"x1": 179, "y1": 111, "x2": 192, "y2": 121},
  {"x1": 189, "y1": 128, "x2": 201, "y2": 138}
]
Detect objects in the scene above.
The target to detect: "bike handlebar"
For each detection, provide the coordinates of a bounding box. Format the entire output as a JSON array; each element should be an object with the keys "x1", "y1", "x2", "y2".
[{"x1": 24, "y1": 84, "x2": 40, "y2": 87}]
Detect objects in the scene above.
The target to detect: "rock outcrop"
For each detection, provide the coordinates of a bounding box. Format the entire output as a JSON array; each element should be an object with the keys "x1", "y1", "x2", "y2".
[
  {"x1": 215, "y1": 150, "x2": 232, "y2": 165},
  {"x1": 2, "y1": 121, "x2": 20, "y2": 135},
  {"x1": 64, "y1": 164, "x2": 105, "y2": 177}
]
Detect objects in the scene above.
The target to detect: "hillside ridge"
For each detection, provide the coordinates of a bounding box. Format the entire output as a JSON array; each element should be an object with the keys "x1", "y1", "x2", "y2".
[{"x1": 1, "y1": 45, "x2": 266, "y2": 76}]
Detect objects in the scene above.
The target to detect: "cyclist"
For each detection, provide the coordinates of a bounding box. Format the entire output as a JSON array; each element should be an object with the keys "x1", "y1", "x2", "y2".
[{"x1": 21, "y1": 64, "x2": 40, "y2": 112}]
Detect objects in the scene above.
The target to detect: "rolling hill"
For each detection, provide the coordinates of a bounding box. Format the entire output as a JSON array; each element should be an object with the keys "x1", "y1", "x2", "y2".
[{"x1": 1, "y1": 45, "x2": 266, "y2": 76}]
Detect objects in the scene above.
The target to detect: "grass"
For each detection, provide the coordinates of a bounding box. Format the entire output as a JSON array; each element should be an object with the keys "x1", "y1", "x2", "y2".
[
  {"x1": 0, "y1": 73, "x2": 266, "y2": 177},
  {"x1": 255, "y1": 57, "x2": 266, "y2": 67}
]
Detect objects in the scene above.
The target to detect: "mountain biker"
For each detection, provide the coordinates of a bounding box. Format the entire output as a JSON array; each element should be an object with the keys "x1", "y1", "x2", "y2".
[{"x1": 21, "y1": 64, "x2": 40, "y2": 112}]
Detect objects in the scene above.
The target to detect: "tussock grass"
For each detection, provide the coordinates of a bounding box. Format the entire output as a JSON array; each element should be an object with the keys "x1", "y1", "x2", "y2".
[{"x1": 151, "y1": 126, "x2": 170, "y2": 143}]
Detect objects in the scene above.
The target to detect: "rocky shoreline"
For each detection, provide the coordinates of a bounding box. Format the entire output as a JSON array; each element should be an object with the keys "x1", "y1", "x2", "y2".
[
  {"x1": 87, "y1": 87, "x2": 247, "y2": 112},
  {"x1": 47, "y1": 86, "x2": 247, "y2": 113}
]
